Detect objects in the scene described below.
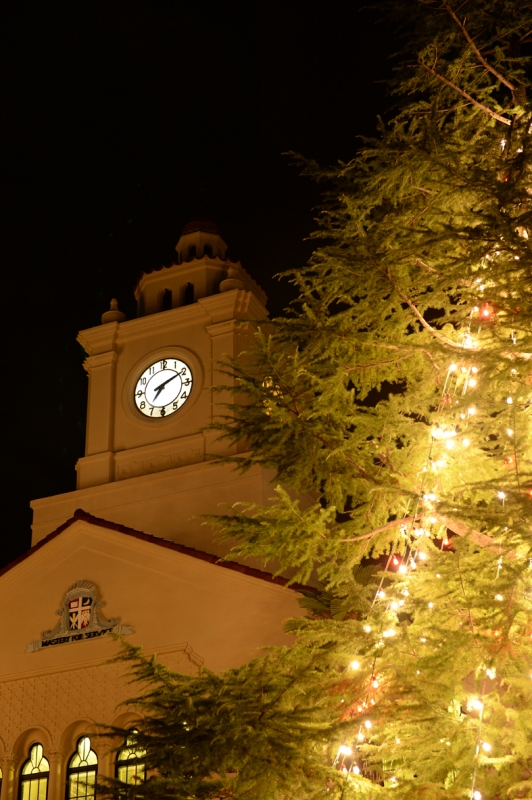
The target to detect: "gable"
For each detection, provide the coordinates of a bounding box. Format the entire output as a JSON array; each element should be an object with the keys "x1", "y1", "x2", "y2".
[{"x1": 0, "y1": 515, "x2": 305, "y2": 681}]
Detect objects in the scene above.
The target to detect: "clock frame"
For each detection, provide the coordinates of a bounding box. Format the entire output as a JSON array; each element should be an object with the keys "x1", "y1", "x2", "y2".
[{"x1": 123, "y1": 348, "x2": 202, "y2": 424}]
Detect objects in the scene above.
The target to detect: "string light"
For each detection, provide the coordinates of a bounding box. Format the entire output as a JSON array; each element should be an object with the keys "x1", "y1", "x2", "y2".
[{"x1": 336, "y1": 283, "x2": 528, "y2": 792}]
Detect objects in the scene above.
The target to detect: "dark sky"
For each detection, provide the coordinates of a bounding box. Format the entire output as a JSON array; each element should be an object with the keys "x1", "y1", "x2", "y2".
[{"x1": 2, "y1": 1, "x2": 395, "y2": 569}]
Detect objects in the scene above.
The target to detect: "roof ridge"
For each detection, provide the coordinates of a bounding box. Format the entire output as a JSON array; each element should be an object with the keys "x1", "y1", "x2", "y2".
[{"x1": 0, "y1": 509, "x2": 314, "y2": 594}]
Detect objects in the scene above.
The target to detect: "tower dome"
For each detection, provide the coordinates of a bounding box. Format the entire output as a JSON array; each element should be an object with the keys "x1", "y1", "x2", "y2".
[{"x1": 175, "y1": 215, "x2": 228, "y2": 262}]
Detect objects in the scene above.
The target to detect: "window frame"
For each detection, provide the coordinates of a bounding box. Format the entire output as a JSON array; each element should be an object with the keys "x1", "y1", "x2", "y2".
[
  {"x1": 65, "y1": 737, "x2": 98, "y2": 800},
  {"x1": 19, "y1": 743, "x2": 50, "y2": 800},
  {"x1": 115, "y1": 731, "x2": 146, "y2": 787}
]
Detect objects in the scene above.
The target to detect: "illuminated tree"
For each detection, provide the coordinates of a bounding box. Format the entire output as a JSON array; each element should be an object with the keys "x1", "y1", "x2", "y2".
[{"x1": 105, "y1": 2, "x2": 532, "y2": 798}]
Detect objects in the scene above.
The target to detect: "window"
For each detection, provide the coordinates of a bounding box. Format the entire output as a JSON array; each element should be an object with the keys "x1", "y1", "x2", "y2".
[
  {"x1": 183, "y1": 282, "x2": 194, "y2": 305},
  {"x1": 187, "y1": 245, "x2": 196, "y2": 260},
  {"x1": 203, "y1": 244, "x2": 213, "y2": 258},
  {"x1": 116, "y1": 732, "x2": 146, "y2": 785},
  {"x1": 161, "y1": 289, "x2": 172, "y2": 311},
  {"x1": 20, "y1": 744, "x2": 49, "y2": 800},
  {"x1": 66, "y1": 737, "x2": 97, "y2": 800}
]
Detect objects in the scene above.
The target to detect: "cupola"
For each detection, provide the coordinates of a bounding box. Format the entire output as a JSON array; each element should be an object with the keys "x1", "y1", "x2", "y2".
[
  {"x1": 175, "y1": 216, "x2": 228, "y2": 262},
  {"x1": 134, "y1": 216, "x2": 266, "y2": 317}
]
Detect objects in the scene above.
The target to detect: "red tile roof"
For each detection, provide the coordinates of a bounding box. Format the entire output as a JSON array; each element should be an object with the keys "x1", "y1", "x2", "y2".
[{"x1": 0, "y1": 509, "x2": 312, "y2": 593}]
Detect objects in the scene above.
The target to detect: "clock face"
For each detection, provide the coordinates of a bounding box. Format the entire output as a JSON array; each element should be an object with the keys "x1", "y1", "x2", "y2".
[{"x1": 134, "y1": 358, "x2": 193, "y2": 418}]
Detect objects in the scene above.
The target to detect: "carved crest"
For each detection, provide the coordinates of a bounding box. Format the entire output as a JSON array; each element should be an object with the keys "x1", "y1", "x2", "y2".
[{"x1": 26, "y1": 580, "x2": 132, "y2": 653}]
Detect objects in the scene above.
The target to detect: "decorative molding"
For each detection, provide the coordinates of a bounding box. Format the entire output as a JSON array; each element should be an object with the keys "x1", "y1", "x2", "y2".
[
  {"x1": 25, "y1": 581, "x2": 132, "y2": 654},
  {"x1": 0, "y1": 645, "x2": 201, "y2": 752},
  {"x1": 113, "y1": 433, "x2": 205, "y2": 481}
]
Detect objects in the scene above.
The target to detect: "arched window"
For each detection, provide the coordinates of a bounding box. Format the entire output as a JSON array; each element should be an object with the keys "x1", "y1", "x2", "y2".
[
  {"x1": 183, "y1": 282, "x2": 194, "y2": 306},
  {"x1": 161, "y1": 289, "x2": 172, "y2": 311},
  {"x1": 66, "y1": 737, "x2": 98, "y2": 800},
  {"x1": 19, "y1": 743, "x2": 49, "y2": 800},
  {"x1": 203, "y1": 244, "x2": 213, "y2": 258},
  {"x1": 116, "y1": 731, "x2": 146, "y2": 785},
  {"x1": 187, "y1": 245, "x2": 196, "y2": 260}
]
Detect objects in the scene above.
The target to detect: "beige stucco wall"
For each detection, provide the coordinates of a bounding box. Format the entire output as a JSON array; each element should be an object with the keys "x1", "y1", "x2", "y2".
[{"x1": 0, "y1": 519, "x2": 304, "y2": 800}]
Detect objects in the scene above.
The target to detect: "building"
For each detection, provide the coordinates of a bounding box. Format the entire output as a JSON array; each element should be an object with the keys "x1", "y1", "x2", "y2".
[{"x1": 0, "y1": 219, "x2": 306, "y2": 800}]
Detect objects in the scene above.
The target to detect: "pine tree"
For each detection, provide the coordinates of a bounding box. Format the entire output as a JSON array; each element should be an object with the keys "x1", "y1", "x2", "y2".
[{"x1": 102, "y1": 2, "x2": 532, "y2": 798}]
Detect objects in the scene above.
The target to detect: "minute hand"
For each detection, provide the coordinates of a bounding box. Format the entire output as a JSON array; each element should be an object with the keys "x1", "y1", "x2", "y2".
[{"x1": 152, "y1": 373, "x2": 179, "y2": 400}]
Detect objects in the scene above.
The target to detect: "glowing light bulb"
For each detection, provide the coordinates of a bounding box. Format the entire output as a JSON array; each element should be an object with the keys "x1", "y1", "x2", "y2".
[
  {"x1": 469, "y1": 378, "x2": 477, "y2": 387},
  {"x1": 481, "y1": 741, "x2": 491, "y2": 752},
  {"x1": 364, "y1": 720, "x2": 372, "y2": 729},
  {"x1": 350, "y1": 660, "x2": 360, "y2": 671},
  {"x1": 507, "y1": 397, "x2": 513, "y2": 404},
  {"x1": 372, "y1": 678, "x2": 379, "y2": 688},
  {"x1": 469, "y1": 698, "x2": 484, "y2": 712},
  {"x1": 428, "y1": 602, "x2": 434, "y2": 608},
  {"x1": 396, "y1": 737, "x2": 401, "y2": 744},
  {"x1": 357, "y1": 732, "x2": 364, "y2": 741},
  {"x1": 468, "y1": 406, "x2": 476, "y2": 415},
  {"x1": 418, "y1": 551, "x2": 428, "y2": 561},
  {"x1": 378, "y1": 590, "x2": 386, "y2": 599},
  {"x1": 420, "y1": 637, "x2": 427, "y2": 642},
  {"x1": 353, "y1": 765, "x2": 360, "y2": 774},
  {"x1": 462, "y1": 438, "x2": 470, "y2": 447},
  {"x1": 471, "y1": 366, "x2": 478, "y2": 373},
  {"x1": 402, "y1": 589, "x2": 409, "y2": 597},
  {"x1": 486, "y1": 668, "x2": 496, "y2": 679},
  {"x1": 363, "y1": 625, "x2": 371, "y2": 633},
  {"x1": 383, "y1": 628, "x2": 396, "y2": 638},
  {"x1": 391, "y1": 601, "x2": 399, "y2": 610},
  {"x1": 338, "y1": 745, "x2": 352, "y2": 755},
  {"x1": 446, "y1": 439, "x2": 455, "y2": 449},
  {"x1": 507, "y1": 428, "x2": 513, "y2": 436},
  {"x1": 495, "y1": 594, "x2": 503, "y2": 601},
  {"x1": 398, "y1": 564, "x2": 407, "y2": 574},
  {"x1": 473, "y1": 791, "x2": 482, "y2": 800},
  {"x1": 497, "y1": 491, "x2": 506, "y2": 499}
]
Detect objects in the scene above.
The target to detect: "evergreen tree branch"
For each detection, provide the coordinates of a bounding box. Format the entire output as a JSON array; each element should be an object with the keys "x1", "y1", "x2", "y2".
[
  {"x1": 418, "y1": 61, "x2": 512, "y2": 124},
  {"x1": 340, "y1": 515, "x2": 422, "y2": 542},
  {"x1": 386, "y1": 269, "x2": 465, "y2": 350},
  {"x1": 441, "y1": 0, "x2": 516, "y2": 92}
]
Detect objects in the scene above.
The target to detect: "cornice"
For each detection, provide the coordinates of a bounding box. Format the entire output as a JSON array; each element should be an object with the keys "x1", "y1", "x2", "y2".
[
  {"x1": 77, "y1": 323, "x2": 119, "y2": 357},
  {"x1": 82, "y1": 351, "x2": 118, "y2": 372}
]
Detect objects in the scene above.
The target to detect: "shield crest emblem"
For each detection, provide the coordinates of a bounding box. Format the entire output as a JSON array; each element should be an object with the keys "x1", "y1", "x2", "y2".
[{"x1": 69, "y1": 595, "x2": 93, "y2": 630}]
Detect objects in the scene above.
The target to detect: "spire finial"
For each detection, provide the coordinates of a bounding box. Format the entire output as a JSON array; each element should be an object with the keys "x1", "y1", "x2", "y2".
[{"x1": 101, "y1": 298, "x2": 126, "y2": 325}]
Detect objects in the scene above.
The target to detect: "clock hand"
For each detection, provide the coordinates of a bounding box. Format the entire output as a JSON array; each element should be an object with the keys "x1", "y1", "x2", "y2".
[{"x1": 152, "y1": 372, "x2": 179, "y2": 400}]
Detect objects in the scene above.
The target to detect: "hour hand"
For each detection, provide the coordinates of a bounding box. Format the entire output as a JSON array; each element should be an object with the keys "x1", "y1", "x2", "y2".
[{"x1": 153, "y1": 373, "x2": 178, "y2": 400}]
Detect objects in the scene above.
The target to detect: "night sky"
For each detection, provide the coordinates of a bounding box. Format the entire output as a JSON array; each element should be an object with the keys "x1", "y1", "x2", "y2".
[{"x1": 3, "y1": 1, "x2": 396, "y2": 569}]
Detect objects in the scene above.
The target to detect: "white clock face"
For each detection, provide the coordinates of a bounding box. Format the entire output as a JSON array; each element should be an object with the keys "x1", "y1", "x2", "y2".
[{"x1": 134, "y1": 358, "x2": 193, "y2": 418}]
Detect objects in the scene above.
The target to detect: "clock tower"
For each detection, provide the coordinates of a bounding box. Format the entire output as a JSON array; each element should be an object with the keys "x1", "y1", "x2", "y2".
[{"x1": 31, "y1": 217, "x2": 274, "y2": 558}]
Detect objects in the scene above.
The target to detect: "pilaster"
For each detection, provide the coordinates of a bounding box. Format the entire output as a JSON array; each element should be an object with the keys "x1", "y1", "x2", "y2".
[
  {"x1": 0, "y1": 755, "x2": 17, "y2": 800},
  {"x1": 82, "y1": 351, "x2": 118, "y2": 459},
  {"x1": 47, "y1": 749, "x2": 64, "y2": 800}
]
